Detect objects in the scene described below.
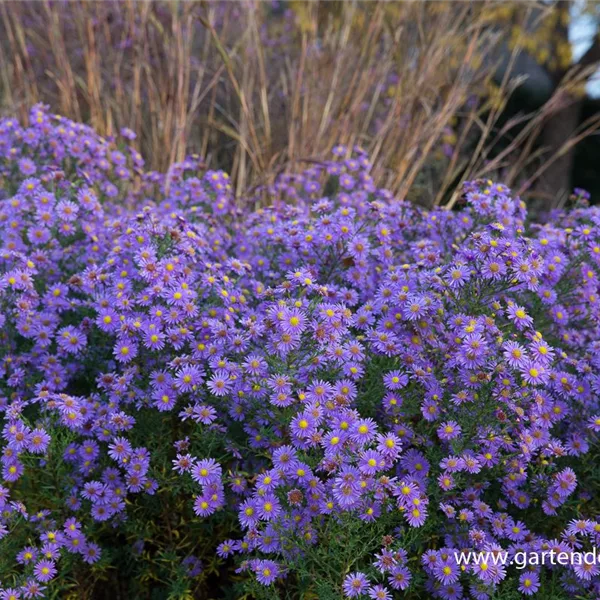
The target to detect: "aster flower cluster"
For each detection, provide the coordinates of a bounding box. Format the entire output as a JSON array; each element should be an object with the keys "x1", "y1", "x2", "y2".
[{"x1": 1, "y1": 105, "x2": 600, "y2": 599}]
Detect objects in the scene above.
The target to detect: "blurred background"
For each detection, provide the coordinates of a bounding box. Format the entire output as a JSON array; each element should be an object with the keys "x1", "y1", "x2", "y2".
[{"x1": 2, "y1": 0, "x2": 600, "y2": 212}]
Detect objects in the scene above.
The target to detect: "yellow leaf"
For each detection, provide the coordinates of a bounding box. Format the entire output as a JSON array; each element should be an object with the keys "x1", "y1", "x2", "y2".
[{"x1": 289, "y1": 1, "x2": 316, "y2": 34}]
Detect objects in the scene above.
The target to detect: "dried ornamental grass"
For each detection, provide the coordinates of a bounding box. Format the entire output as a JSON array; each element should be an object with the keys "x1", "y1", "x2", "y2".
[{"x1": 2, "y1": 1, "x2": 598, "y2": 209}]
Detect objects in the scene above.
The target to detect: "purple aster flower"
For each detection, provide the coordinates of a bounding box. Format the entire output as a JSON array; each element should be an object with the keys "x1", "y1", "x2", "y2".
[
  {"x1": 207, "y1": 369, "x2": 233, "y2": 396},
  {"x1": 182, "y1": 555, "x2": 203, "y2": 577},
  {"x1": 21, "y1": 579, "x2": 46, "y2": 598},
  {"x1": 406, "y1": 503, "x2": 427, "y2": 527},
  {"x1": 403, "y1": 295, "x2": 429, "y2": 321},
  {"x1": 506, "y1": 304, "x2": 533, "y2": 330},
  {"x1": 447, "y1": 264, "x2": 470, "y2": 288},
  {"x1": 291, "y1": 413, "x2": 316, "y2": 439},
  {"x1": 388, "y1": 565, "x2": 411, "y2": 590},
  {"x1": 190, "y1": 403, "x2": 217, "y2": 424},
  {"x1": 367, "y1": 584, "x2": 391, "y2": 600},
  {"x1": 153, "y1": 387, "x2": 177, "y2": 411},
  {"x1": 383, "y1": 370, "x2": 408, "y2": 390},
  {"x1": 239, "y1": 499, "x2": 260, "y2": 528},
  {"x1": 254, "y1": 559, "x2": 279, "y2": 585},
  {"x1": 503, "y1": 341, "x2": 528, "y2": 367},
  {"x1": 191, "y1": 458, "x2": 222, "y2": 485},
  {"x1": 16, "y1": 547, "x2": 38, "y2": 565},
  {"x1": 351, "y1": 418, "x2": 377, "y2": 444},
  {"x1": 217, "y1": 540, "x2": 236, "y2": 558},
  {"x1": 114, "y1": 339, "x2": 137, "y2": 363},
  {"x1": 172, "y1": 454, "x2": 194, "y2": 474},
  {"x1": 437, "y1": 421, "x2": 462, "y2": 441},
  {"x1": 33, "y1": 560, "x2": 56, "y2": 583},
  {"x1": 520, "y1": 361, "x2": 548, "y2": 385},
  {"x1": 27, "y1": 428, "x2": 50, "y2": 454},
  {"x1": 120, "y1": 127, "x2": 137, "y2": 140},
  {"x1": 343, "y1": 572, "x2": 370, "y2": 598},
  {"x1": 257, "y1": 495, "x2": 281, "y2": 521},
  {"x1": 359, "y1": 450, "x2": 385, "y2": 475},
  {"x1": 518, "y1": 572, "x2": 540, "y2": 595},
  {"x1": 108, "y1": 437, "x2": 132, "y2": 462},
  {"x1": 280, "y1": 307, "x2": 307, "y2": 335},
  {"x1": 55, "y1": 199, "x2": 79, "y2": 222},
  {"x1": 175, "y1": 365, "x2": 204, "y2": 392},
  {"x1": 57, "y1": 326, "x2": 87, "y2": 354},
  {"x1": 18, "y1": 157, "x2": 36, "y2": 175},
  {"x1": 82, "y1": 543, "x2": 101, "y2": 564}
]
